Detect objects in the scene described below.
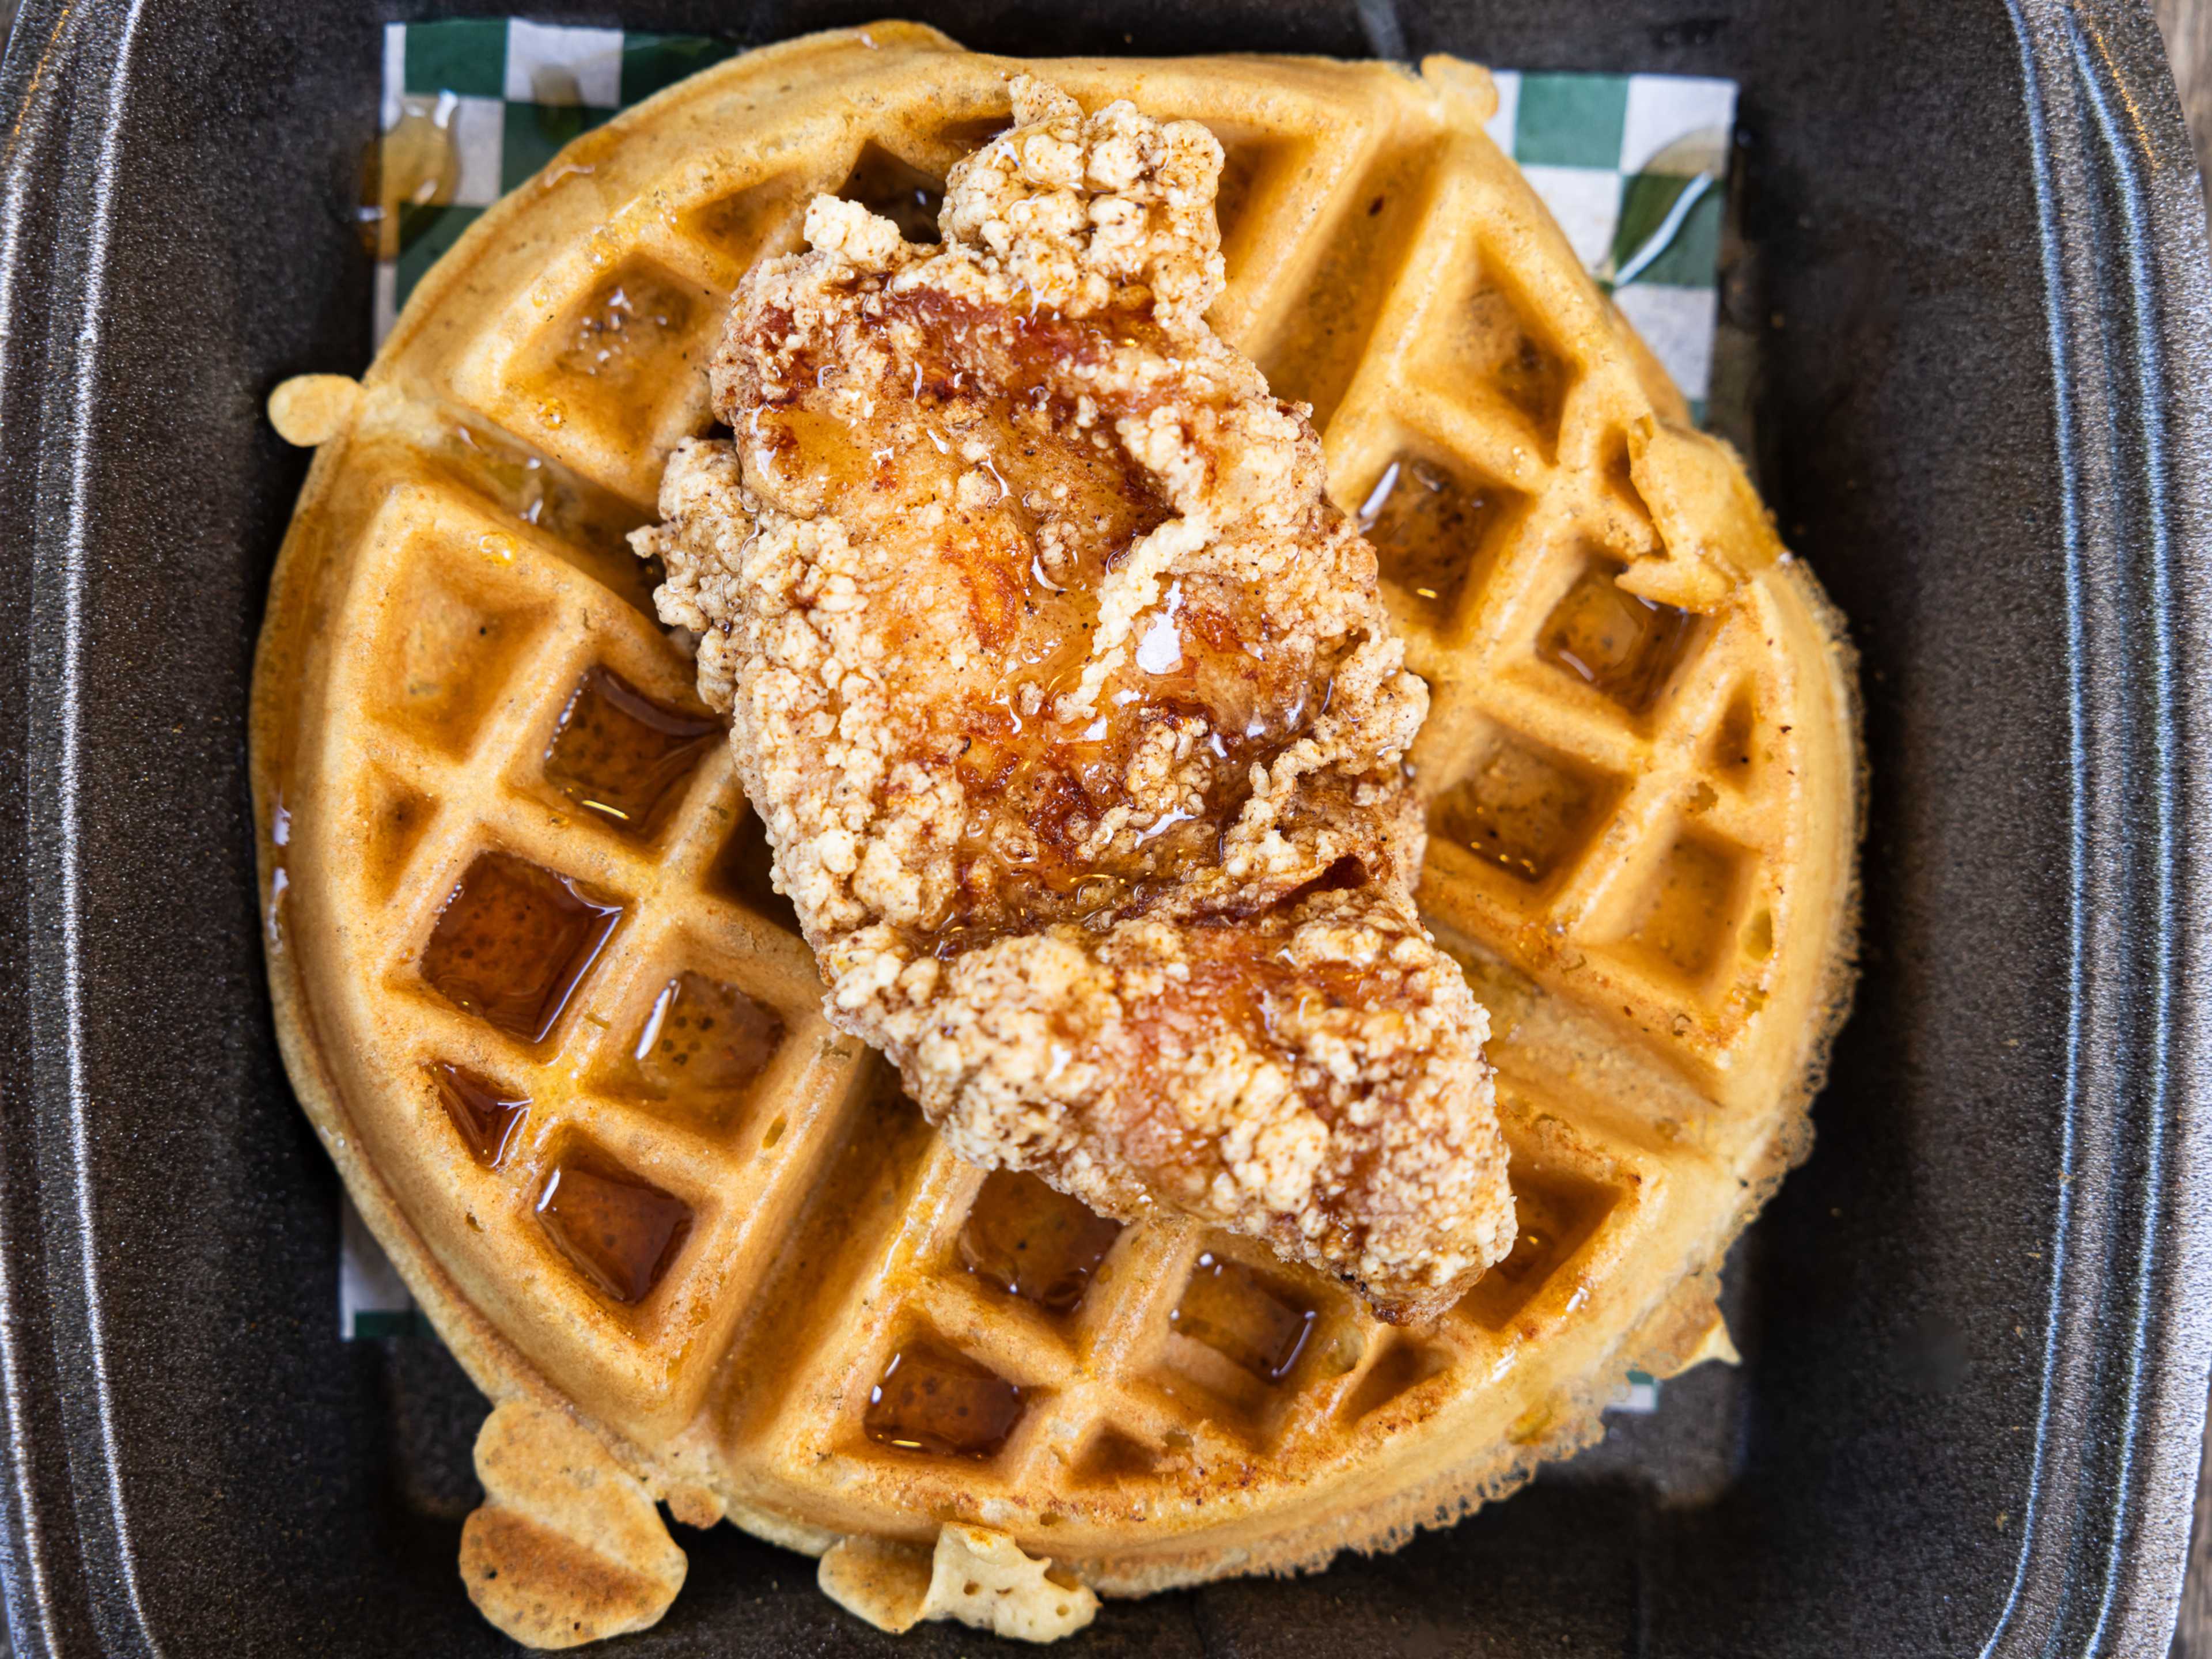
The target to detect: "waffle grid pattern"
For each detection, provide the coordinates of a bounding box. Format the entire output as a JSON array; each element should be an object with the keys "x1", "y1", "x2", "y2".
[
  {"x1": 263, "y1": 28, "x2": 1853, "y2": 1583},
  {"x1": 321, "y1": 470, "x2": 1676, "y2": 1511},
  {"x1": 320, "y1": 485, "x2": 866, "y2": 1425},
  {"x1": 370, "y1": 20, "x2": 1737, "y2": 425}
]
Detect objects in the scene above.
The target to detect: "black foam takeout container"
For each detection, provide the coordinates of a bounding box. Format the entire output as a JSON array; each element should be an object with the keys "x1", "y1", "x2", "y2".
[{"x1": 3, "y1": 1, "x2": 2212, "y2": 1653}]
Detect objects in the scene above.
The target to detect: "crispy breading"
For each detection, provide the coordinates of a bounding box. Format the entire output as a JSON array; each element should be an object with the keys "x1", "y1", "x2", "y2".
[{"x1": 635, "y1": 77, "x2": 1513, "y2": 1320}]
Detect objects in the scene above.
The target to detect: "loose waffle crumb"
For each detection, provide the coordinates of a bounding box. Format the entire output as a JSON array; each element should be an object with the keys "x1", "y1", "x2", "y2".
[
  {"x1": 819, "y1": 1524, "x2": 1100, "y2": 1640},
  {"x1": 636, "y1": 75, "x2": 1513, "y2": 1320}
]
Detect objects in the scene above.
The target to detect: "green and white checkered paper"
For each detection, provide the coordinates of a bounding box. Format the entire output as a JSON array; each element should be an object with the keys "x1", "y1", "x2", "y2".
[
  {"x1": 350, "y1": 20, "x2": 1730, "y2": 1410},
  {"x1": 373, "y1": 21, "x2": 1734, "y2": 416}
]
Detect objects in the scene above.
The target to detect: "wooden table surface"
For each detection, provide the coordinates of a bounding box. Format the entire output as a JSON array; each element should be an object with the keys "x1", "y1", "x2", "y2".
[{"x1": 2153, "y1": 5, "x2": 2212, "y2": 1652}]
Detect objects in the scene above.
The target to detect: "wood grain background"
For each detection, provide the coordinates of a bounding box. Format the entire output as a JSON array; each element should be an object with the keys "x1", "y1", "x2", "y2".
[{"x1": 2152, "y1": 7, "x2": 2211, "y2": 1653}]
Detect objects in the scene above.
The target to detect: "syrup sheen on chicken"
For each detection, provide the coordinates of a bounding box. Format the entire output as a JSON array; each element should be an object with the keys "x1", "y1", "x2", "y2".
[{"x1": 635, "y1": 77, "x2": 1513, "y2": 1321}]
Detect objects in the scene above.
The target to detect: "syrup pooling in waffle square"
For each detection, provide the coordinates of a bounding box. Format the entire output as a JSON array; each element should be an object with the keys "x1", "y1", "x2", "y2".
[{"x1": 252, "y1": 25, "x2": 1857, "y2": 1639}]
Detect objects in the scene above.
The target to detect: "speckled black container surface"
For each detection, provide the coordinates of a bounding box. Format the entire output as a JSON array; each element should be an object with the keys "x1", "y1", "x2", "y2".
[{"x1": 2, "y1": 1, "x2": 2211, "y2": 1654}]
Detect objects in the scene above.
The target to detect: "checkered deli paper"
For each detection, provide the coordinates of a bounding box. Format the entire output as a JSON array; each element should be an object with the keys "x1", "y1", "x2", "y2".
[
  {"x1": 344, "y1": 18, "x2": 1737, "y2": 1414},
  {"x1": 371, "y1": 20, "x2": 1736, "y2": 413}
]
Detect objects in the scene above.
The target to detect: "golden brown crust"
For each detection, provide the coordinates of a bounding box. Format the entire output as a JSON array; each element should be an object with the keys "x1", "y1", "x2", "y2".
[
  {"x1": 637, "y1": 77, "x2": 1514, "y2": 1320},
  {"x1": 247, "y1": 27, "x2": 1862, "y2": 1640}
]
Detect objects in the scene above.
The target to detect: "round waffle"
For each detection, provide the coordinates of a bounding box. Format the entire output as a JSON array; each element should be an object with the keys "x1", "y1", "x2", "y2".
[{"x1": 252, "y1": 22, "x2": 1858, "y2": 1638}]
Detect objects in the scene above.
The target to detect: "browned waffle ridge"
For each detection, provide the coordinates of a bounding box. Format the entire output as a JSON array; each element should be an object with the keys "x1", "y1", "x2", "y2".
[{"x1": 250, "y1": 21, "x2": 1860, "y2": 1616}]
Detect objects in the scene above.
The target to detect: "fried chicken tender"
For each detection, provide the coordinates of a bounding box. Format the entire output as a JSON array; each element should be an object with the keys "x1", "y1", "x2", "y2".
[{"x1": 634, "y1": 77, "x2": 1513, "y2": 1321}]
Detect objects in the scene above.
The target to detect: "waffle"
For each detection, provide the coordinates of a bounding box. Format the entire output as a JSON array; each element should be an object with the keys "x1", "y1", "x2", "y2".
[{"x1": 251, "y1": 22, "x2": 1859, "y2": 1643}]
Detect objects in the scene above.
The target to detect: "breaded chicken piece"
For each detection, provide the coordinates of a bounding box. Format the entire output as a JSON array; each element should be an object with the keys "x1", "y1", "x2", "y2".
[{"x1": 634, "y1": 77, "x2": 1512, "y2": 1321}]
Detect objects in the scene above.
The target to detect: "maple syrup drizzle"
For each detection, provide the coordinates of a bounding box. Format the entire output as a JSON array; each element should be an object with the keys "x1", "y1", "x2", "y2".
[
  {"x1": 1171, "y1": 1252, "x2": 1317, "y2": 1384},
  {"x1": 553, "y1": 267, "x2": 699, "y2": 392},
  {"x1": 631, "y1": 971, "x2": 785, "y2": 1107},
  {"x1": 1491, "y1": 1179, "x2": 1579, "y2": 1285},
  {"x1": 265, "y1": 801, "x2": 291, "y2": 946},
  {"x1": 433, "y1": 421, "x2": 653, "y2": 604},
  {"x1": 1430, "y1": 741, "x2": 1611, "y2": 886},
  {"x1": 429, "y1": 1062, "x2": 530, "y2": 1167},
  {"x1": 543, "y1": 666, "x2": 719, "y2": 836},
  {"x1": 958, "y1": 1171, "x2": 1122, "y2": 1315},
  {"x1": 419, "y1": 852, "x2": 623, "y2": 1044},
  {"x1": 749, "y1": 285, "x2": 1348, "y2": 958},
  {"x1": 357, "y1": 94, "x2": 457, "y2": 261},
  {"x1": 535, "y1": 1152, "x2": 693, "y2": 1305},
  {"x1": 1538, "y1": 563, "x2": 1695, "y2": 713},
  {"x1": 863, "y1": 1341, "x2": 1026, "y2": 1458},
  {"x1": 1457, "y1": 1169, "x2": 1615, "y2": 1330},
  {"x1": 1358, "y1": 456, "x2": 1505, "y2": 618}
]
